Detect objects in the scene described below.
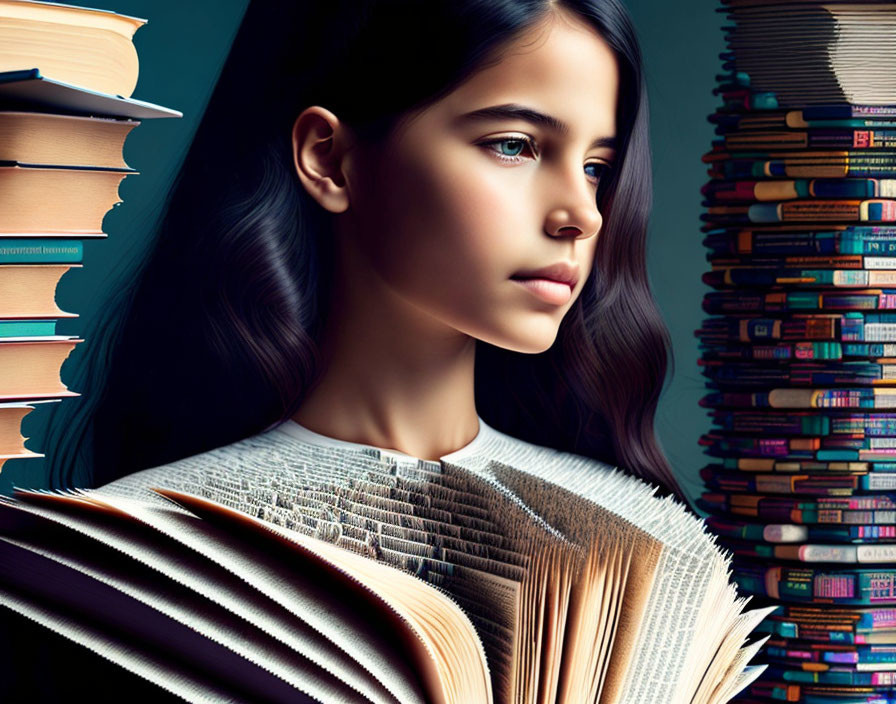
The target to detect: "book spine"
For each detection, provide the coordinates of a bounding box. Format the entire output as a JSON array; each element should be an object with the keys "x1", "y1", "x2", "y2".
[
  {"x1": 803, "y1": 106, "x2": 896, "y2": 120},
  {"x1": 764, "y1": 524, "x2": 808, "y2": 542},
  {"x1": 865, "y1": 257, "x2": 896, "y2": 269},
  {"x1": 0, "y1": 320, "x2": 58, "y2": 337},
  {"x1": 0, "y1": 239, "x2": 83, "y2": 263},
  {"x1": 708, "y1": 269, "x2": 896, "y2": 287},
  {"x1": 747, "y1": 201, "x2": 896, "y2": 224},
  {"x1": 850, "y1": 323, "x2": 896, "y2": 343},
  {"x1": 857, "y1": 545, "x2": 896, "y2": 563},
  {"x1": 778, "y1": 545, "x2": 859, "y2": 563},
  {"x1": 836, "y1": 270, "x2": 896, "y2": 286}
]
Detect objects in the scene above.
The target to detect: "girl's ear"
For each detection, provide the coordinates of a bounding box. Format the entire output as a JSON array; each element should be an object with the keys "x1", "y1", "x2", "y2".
[{"x1": 291, "y1": 106, "x2": 356, "y2": 213}]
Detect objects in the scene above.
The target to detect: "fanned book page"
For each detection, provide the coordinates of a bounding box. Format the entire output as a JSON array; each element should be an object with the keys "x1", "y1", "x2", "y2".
[{"x1": 0, "y1": 419, "x2": 771, "y2": 703}]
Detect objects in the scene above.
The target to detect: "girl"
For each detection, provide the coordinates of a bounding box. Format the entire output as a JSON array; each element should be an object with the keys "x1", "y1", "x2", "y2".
[
  {"x1": 42, "y1": 0, "x2": 683, "y2": 503},
  {"x1": 2, "y1": 0, "x2": 716, "y2": 701}
]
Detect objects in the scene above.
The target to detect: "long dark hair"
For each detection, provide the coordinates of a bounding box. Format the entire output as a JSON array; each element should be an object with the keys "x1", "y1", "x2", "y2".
[{"x1": 44, "y1": 0, "x2": 682, "y2": 500}]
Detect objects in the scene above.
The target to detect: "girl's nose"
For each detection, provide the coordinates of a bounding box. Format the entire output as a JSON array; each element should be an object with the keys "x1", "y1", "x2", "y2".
[{"x1": 543, "y1": 201, "x2": 602, "y2": 240}]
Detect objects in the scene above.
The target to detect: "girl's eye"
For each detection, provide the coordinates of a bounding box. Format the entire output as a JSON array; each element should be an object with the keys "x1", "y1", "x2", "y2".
[
  {"x1": 478, "y1": 135, "x2": 538, "y2": 162},
  {"x1": 585, "y1": 162, "x2": 612, "y2": 187},
  {"x1": 480, "y1": 136, "x2": 613, "y2": 190}
]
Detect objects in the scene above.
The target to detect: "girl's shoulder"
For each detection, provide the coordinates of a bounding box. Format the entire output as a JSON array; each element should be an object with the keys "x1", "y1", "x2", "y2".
[{"x1": 95, "y1": 423, "x2": 311, "y2": 500}]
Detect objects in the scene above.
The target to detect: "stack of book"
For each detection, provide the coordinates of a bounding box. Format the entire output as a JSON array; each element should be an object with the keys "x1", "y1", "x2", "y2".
[
  {"x1": 697, "y1": 0, "x2": 896, "y2": 701},
  {"x1": 0, "y1": 0, "x2": 180, "y2": 475}
]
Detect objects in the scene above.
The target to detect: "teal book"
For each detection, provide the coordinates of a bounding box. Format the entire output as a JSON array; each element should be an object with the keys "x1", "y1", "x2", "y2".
[
  {"x1": 0, "y1": 239, "x2": 82, "y2": 264},
  {"x1": 0, "y1": 320, "x2": 57, "y2": 337}
]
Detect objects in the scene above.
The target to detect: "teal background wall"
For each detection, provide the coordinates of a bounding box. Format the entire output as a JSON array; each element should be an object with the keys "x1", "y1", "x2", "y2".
[
  {"x1": 2, "y1": 0, "x2": 725, "y2": 506},
  {"x1": 626, "y1": 1, "x2": 727, "y2": 504}
]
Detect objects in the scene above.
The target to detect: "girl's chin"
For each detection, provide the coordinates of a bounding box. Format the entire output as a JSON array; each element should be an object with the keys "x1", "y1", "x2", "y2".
[{"x1": 482, "y1": 325, "x2": 561, "y2": 355}]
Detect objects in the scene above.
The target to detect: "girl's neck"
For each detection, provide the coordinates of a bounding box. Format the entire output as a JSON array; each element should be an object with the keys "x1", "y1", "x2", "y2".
[
  {"x1": 292, "y1": 372, "x2": 480, "y2": 462},
  {"x1": 293, "y1": 260, "x2": 480, "y2": 461}
]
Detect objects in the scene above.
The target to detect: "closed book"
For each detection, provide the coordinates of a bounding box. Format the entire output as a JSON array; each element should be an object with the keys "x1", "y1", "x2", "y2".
[
  {"x1": 0, "y1": 320, "x2": 57, "y2": 337},
  {"x1": 0, "y1": 264, "x2": 78, "y2": 319},
  {"x1": 0, "y1": 163, "x2": 131, "y2": 234},
  {"x1": 744, "y1": 200, "x2": 896, "y2": 224},
  {"x1": 0, "y1": 0, "x2": 144, "y2": 97},
  {"x1": 0, "y1": 338, "x2": 80, "y2": 400},
  {"x1": 0, "y1": 69, "x2": 180, "y2": 120},
  {"x1": 768, "y1": 388, "x2": 896, "y2": 409},
  {"x1": 0, "y1": 239, "x2": 83, "y2": 264},
  {"x1": 0, "y1": 400, "x2": 51, "y2": 461},
  {"x1": 0, "y1": 111, "x2": 138, "y2": 169}
]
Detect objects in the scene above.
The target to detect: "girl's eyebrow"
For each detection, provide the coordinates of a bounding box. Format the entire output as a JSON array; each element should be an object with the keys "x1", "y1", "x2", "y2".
[{"x1": 456, "y1": 102, "x2": 617, "y2": 151}]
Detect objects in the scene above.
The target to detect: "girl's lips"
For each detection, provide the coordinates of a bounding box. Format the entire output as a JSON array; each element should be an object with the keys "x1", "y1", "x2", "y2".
[
  {"x1": 512, "y1": 261, "x2": 580, "y2": 288},
  {"x1": 511, "y1": 276, "x2": 573, "y2": 305}
]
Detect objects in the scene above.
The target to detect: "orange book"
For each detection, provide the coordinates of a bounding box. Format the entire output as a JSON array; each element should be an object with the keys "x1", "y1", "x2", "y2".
[
  {"x1": 0, "y1": 400, "x2": 54, "y2": 472},
  {"x1": 0, "y1": 111, "x2": 138, "y2": 168},
  {"x1": 0, "y1": 164, "x2": 131, "y2": 234},
  {"x1": 0, "y1": 0, "x2": 144, "y2": 97},
  {"x1": 0, "y1": 264, "x2": 79, "y2": 319},
  {"x1": 0, "y1": 338, "x2": 81, "y2": 400}
]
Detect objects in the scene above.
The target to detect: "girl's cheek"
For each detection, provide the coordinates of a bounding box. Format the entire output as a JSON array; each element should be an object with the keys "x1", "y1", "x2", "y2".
[{"x1": 451, "y1": 173, "x2": 516, "y2": 231}]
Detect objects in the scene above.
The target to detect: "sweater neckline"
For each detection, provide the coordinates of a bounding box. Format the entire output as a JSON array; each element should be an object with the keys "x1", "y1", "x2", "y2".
[{"x1": 274, "y1": 415, "x2": 496, "y2": 463}]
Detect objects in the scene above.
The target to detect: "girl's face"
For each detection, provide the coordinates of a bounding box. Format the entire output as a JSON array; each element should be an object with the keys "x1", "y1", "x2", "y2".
[{"x1": 327, "y1": 7, "x2": 618, "y2": 354}]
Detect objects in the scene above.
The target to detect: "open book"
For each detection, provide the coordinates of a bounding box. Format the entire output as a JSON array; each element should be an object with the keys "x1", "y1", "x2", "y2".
[{"x1": 0, "y1": 427, "x2": 772, "y2": 703}]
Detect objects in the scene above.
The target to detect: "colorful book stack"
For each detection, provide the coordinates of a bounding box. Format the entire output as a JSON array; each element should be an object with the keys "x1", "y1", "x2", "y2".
[
  {"x1": 0, "y1": 0, "x2": 179, "y2": 475},
  {"x1": 696, "y1": 0, "x2": 896, "y2": 701}
]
